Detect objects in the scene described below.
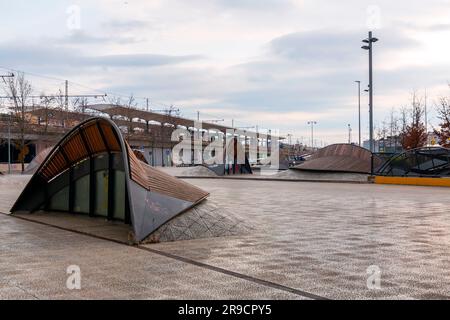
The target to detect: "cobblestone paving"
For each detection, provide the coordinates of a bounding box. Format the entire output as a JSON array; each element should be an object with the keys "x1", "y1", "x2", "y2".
[
  {"x1": 146, "y1": 179, "x2": 450, "y2": 299},
  {"x1": 0, "y1": 214, "x2": 303, "y2": 299},
  {"x1": 2, "y1": 175, "x2": 450, "y2": 299},
  {"x1": 0, "y1": 175, "x2": 30, "y2": 213}
]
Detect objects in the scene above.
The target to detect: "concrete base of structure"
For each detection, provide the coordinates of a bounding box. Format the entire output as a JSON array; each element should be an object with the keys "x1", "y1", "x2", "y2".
[
  {"x1": 11, "y1": 200, "x2": 251, "y2": 245},
  {"x1": 275, "y1": 169, "x2": 370, "y2": 183},
  {"x1": 142, "y1": 199, "x2": 251, "y2": 243},
  {"x1": 1, "y1": 174, "x2": 249, "y2": 244}
]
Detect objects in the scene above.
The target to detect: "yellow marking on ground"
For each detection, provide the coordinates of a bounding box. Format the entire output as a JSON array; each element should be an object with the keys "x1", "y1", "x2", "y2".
[{"x1": 375, "y1": 176, "x2": 450, "y2": 187}]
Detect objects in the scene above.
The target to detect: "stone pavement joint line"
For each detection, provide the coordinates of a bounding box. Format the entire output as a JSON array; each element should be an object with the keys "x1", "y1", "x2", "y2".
[
  {"x1": 2, "y1": 212, "x2": 131, "y2": 246},
  {"x1": 177, "y1": 176, "x2": 370, "y2": 184},
  {"x1": 137, "y1": 245, "x2": 327, "y2": 300},
  {"x1": 0, "y1": 211, "x2": 326, "y2": 300}
]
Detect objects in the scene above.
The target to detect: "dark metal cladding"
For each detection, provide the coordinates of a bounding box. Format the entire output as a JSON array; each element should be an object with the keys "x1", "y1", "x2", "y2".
[{"x1": 10, "y1": 117, "x2": 209, "y2": 242}]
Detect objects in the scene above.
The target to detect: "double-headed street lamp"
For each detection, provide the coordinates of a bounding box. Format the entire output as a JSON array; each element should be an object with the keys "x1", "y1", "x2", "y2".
[
  {"x1": 361, "y1": 31, "x2": 378, "y2": 176},
  {"x1": 348, "y1": 124, "x2": 352, "y2": 144},
  {"x1": 307, "y1": 121, "x2": 317, "y2": 150}
]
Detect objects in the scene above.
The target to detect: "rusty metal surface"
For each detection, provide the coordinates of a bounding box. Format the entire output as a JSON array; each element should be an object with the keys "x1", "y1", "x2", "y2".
[
  {"x1": 32, "y1": 117, "x2": 209, "y2": 203},
  {"x1": 127, "y1": 144, "x2": 208, "y2": 203},
  {"x1": 132, "y1": 149, "x2": 148, "y2": 164},
  {"x1": 293, "y1": 144, "x2": 383, "y2": 174}
]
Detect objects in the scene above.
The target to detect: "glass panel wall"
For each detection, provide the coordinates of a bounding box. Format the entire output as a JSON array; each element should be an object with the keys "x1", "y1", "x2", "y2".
[
  {"x1": 113, "y1": 170, "x2": 126, "y2": 220},
  {"x1": 45, "y1": 152, "x2": 127, "y2": 222},
  {"x1": 49, "y1": 185, "x2": 69, "y2": 211},
  {"x1": 95, "y1": 170, "x2": 109, "y2": 217},
  {"x1": 74, "y1": 175, "x2": 90, "y2": 213}
]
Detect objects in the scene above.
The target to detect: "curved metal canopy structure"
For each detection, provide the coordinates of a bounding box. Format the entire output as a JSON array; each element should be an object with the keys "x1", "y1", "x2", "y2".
[
  {"x1": 11, "y1": 117, "x2": 209, "y2": 241},
  {"x1": 377, "y1": 146, "x2": 450, "y2": 177},
  {"x1": 293, "y1": 143, "x2": 383, "y2": 174}
]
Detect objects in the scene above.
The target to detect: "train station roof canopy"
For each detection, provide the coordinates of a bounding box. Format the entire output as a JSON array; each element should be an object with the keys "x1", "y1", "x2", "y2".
[{"x1": 88, "y1": 104, "x2": 282, "y2": 140}]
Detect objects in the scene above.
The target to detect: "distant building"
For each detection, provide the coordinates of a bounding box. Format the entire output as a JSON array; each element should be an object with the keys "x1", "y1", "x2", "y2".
[
  {"x1": 363, "y1": 136, "x2": 403, "y2": 153},
  {"x1": 426, "y1": 131, "x2": 440, "y2": 146},
  {"x1": 363, "y1": 131, "x2": 443, "y2": 153}
]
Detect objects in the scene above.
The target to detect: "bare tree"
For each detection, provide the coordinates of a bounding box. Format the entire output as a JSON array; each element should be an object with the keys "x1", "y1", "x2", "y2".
[
  {"x1": 387, "y1": 108, "x2": 400, "y2": 151},
  {"x1": 376, "y1": 120, "x2": 389, "y2": 152},
  {"x1": 39, "y1": 93, "x2": 56, "y2": 136},
  {"x1": 434, "y1": 96, "x2": 450, "y2": 147},
  {"x1": 397, "y1": 105, "x2": 407, "y2": 148},
  {"x1": 3, "y1": 72, "x2": 33, "y2": 172},
  {"x1": 399, "y1": 91, "x2": 427, "y2": 150},
  {"x1": 108, "y1": 95, "x2": 122, "y2": 106},
  {"x1": 53, "y1": 88, "x2": 67, "y2": 127},
  {"x1": 126, "y1": 94, "x2": 137, "y2": 134},
  {"x1": 73, "y1": 96, "x2": 89, "y2": 114},
  {"x1": 376, "y1": 120, "x2": 387, "y2": 140}
]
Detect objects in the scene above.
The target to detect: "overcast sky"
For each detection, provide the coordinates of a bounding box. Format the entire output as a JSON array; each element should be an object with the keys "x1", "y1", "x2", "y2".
[{"x1": 0, "y1": 0, "x2": 449, "y2": 144}]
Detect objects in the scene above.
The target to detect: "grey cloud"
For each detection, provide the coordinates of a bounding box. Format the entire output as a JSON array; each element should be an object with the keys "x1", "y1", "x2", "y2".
[
  {"x1": 103, "y1": 19, "x2": 149, "y2": 31},
  {"x1": 425, "y1": 23, "x2": 450, "y2": 32},
  {"x1": 0, "y1": 43, "x2": 203, "y2": 70},
  {"x1": 86, "y1": 54, "x2": 203, "y2": 67},
  {"x1": 270, "y1": 31, "x2": 359, "y2": 62},
  {"x1": 268, "y1": 29, "x2": 419, "y2": 65},
  {"x1": 213, "y1": 0, "x2": 294, "y2": 10},
  {"x1": 396, "y1": 21, "x2": 450, "y2": 32},
  {"x1": 169, "y1": 0, "x2": 296, "y2": 13},
  {"x1": 88, "y1": 32, "x2": 448, "y2": 118},
  {"x1": 101, "y1": 66, "x2": 220, "y2": 99},
  {"x1": 226, "y1": 54, "x2": 450, "y2": 113},
  {"x1": 0, "y1": 44, "x2": 71, "y2": 67},
  {"x1": 59, "y1": 30, "x2": 140, "y2": 45},
  {"x1": 375, "y1": 65, "x2": 450, "y2": 92}
]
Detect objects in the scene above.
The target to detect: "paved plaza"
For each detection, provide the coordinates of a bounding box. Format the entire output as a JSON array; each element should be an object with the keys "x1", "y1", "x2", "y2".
[{"x1": 1, "y1": 174, "x2": 450, "y2": 299}]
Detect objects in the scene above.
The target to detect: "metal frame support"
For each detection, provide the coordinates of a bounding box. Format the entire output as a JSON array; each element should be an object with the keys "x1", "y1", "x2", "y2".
[
  {"x1": 89, "y1": 157, "x2": 95, "y2": 217},
  {"x1": 107, "y1": 152, "x2": 114, "y2": 220},
  {"x1": 68, "y1": 167, "x2": 75, "y2": 213},
  {"x1": 124, "y1": 187, "x2": 131, "y2": 225}
]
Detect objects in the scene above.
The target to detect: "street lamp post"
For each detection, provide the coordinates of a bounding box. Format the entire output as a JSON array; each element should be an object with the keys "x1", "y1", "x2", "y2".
[
  {"x1": 8, "y1": 111, "x2": 11, "y2": 174},
  {"x1": 361, "y1": 31, "x2": 378, "y2": 176},
  {"x1": 348, "y1": 124, "x2": 352, "y2": 144},
  {"x1": 287, "y1": 133, "x2": 292, "y2": 146},
  {"x1": 1, "y1": 73, "x2": 15, "y2": 174},
  {"x1": 355, "y1": 80, "x2": 361, "y2": 146},
  {"x1": 307, "y1": 121, "x2": 317, "y2": 150},
  {"x1": 286, "y1": 133, "x2": 292, "y2": 159}
]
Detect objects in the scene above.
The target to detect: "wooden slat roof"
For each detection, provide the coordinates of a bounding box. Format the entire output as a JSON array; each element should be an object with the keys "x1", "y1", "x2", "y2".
[
  {"x1": 36, "y1": 117, "x2": 209, "y2": 203},
  {"x1": 127, "y1": 144, "x2": 208, "y2": 202},
  {"x1": 293, "y1": 144, "x2": 383, "y2": 174}
]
